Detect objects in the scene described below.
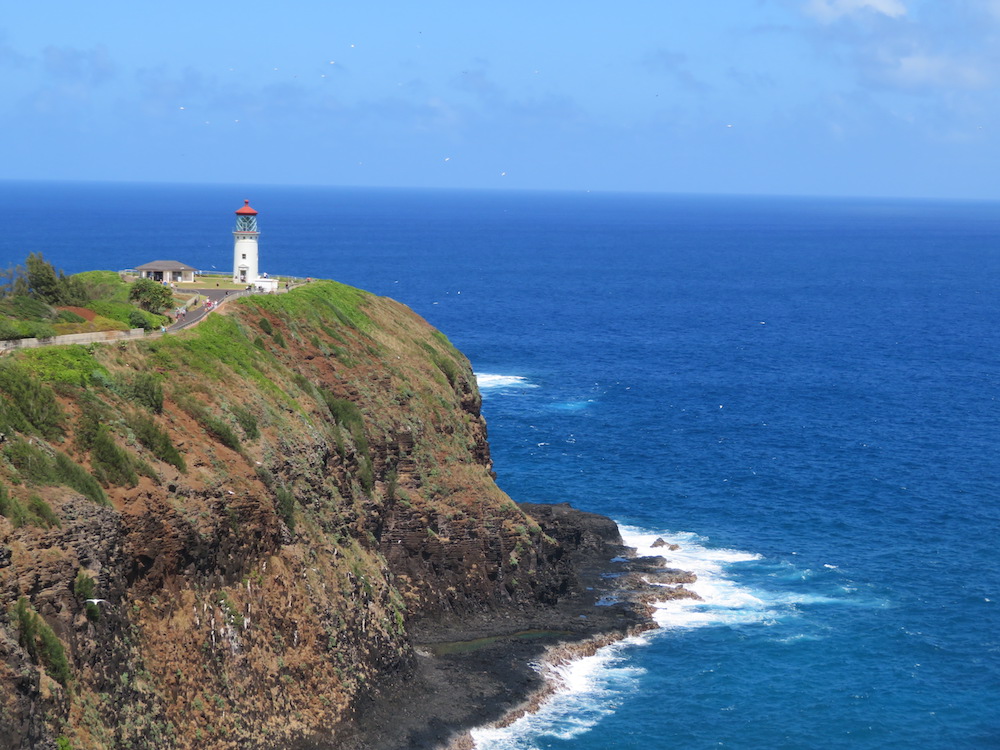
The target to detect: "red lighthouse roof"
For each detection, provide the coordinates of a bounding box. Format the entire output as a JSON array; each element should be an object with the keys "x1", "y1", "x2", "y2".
[{"x1": 235, "y1": 200, "x2": 258, "y2": 215}]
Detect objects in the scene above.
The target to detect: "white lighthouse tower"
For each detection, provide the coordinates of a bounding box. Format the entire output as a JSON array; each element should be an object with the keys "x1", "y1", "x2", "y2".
[{"x1": 232, "y1": 200, "x2": 260, "y2": 285}]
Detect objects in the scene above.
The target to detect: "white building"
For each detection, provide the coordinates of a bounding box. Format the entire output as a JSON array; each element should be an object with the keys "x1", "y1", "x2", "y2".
[
  {"x1": 232, "y1": 200, "x2": 278, "y2": 291},
  {"x1": 135, "y1": 260, "x2": 197, "y2": 284}
]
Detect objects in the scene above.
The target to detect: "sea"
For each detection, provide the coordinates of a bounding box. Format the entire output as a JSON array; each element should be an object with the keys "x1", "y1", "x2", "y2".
[{"x1": 2, "y1": 181, "x2": 999, "y2": 749}]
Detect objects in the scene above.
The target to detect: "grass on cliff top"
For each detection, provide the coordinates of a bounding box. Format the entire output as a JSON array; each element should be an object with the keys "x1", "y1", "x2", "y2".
[
  {"x1": 148, "y1": 315, "x2": 282, "y2": 391},
  {"x1": 240, "y1": 280, "x2": 372, "y2": 331}
]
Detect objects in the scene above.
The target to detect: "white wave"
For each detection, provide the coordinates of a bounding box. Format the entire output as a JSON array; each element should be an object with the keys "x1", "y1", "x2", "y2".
[
  {"x1": 470, "y1": 639, "x2": 646, "y2": 750},
  {"x1": 618, "y1": 526, "x2": 772, "y2": 630},
  {"x1": 475, "y1": 373, "x2": 538, "y2": 390},
  {"x1": 470, "y1": 524, "x2": 817, "y2": 748}
]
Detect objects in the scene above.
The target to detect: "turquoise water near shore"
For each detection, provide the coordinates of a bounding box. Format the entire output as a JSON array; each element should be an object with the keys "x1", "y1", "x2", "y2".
[{"x1": 2, "y1": 182, "x2": 999, "y2": 748}]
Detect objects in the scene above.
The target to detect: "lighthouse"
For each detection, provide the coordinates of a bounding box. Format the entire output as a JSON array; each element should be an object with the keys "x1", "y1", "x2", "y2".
[{"x1": 232, "y1": 200, "x2": 259, "y2": 284}]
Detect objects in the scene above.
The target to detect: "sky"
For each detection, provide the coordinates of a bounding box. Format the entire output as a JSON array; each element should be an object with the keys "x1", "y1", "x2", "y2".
[{"x1": 2, "y1": 0, "x2": 1000, "y2": 199}]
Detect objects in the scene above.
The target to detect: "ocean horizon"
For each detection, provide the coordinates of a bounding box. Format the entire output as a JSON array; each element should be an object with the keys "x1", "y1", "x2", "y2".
[{"x1": 2, "y1": 180, "x2": 998, "y2": 748}]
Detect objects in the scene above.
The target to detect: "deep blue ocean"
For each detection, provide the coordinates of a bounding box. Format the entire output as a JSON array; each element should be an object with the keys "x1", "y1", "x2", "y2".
[{"x1": 2, "y1": 181, "x2": 999, "y2": 749}]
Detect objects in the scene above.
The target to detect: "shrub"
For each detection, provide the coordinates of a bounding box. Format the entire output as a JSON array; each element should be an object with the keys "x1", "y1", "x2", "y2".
[
  {"x1": 73, "y1": 569, "x2": 96, "y2": 599},
  {"x1": 53, "y1": 452, "x2": 107, "y2": 505},
  {"x1": 117, "y1": 372, "x2": 164, "y2": 413},
  {"x1": 431, "y1": 351, "x2": 459, "y2": 387},
  {"x1": 0, "y1": 398, "x2": 30, "y2": 436},
  {"x1": 10, "y1": 295, "x2": 54, "y2": 321},
  {"x1": 91, "y1": 426, "x2": 138, "y2": 487},
  {"x1": 204, "y1": 415, "x2": 240, "y2": 451},
  {"x1": 87, "y1": 300, "x2": 166, "y2": 329},
  {"x1": 27, "y1": 495, "x2": 59, "y2": 528},
  {"x1": 129, "y1": 278, "x2": 174, "y2": 313},
  {"x1": 127, "y1": 413, "x2": 186, "y2": 472},
  {"x1": 0, "y1": 364, "x2": 64, "y2": 439},
  {"x1": 128, "y1": 310, "x2": 150, "y2": 330},
  {"x1": 4, "y1": 441, "x2": 106, "y2": 506},
  {"x1": 358, "y1": 457, "x2": 374, "y2": 495},
  {"x1": 13, "y1": 597, "x2": 71, "y2": 686},
  {"x1": 320, "y1": 392, "x2": 369, "y2": 460},
  {"x1": 74, "y1": 570, "x2": 100, "y2": 622},
  {"x1": 176, "y1": 397, "x2": 242, "y2": 452},
  {"x1": 5, "y1": 438, "x2": 58, "y2": 484},
  {"x1": 275, "y1": 485, "x2": 295, "y2": 531},
  {"x1": 0, "y1": 484, "x2": 29, "y2": 527},
  {"x1": 74, "y1": 398, "x2": 107, "y2": 451},
  {"x1": 231, "y1": 404, "x2": 259, "y2": 441},
  {"x1": 258, "y1": 318, "x2": 273, "y2": 335}
]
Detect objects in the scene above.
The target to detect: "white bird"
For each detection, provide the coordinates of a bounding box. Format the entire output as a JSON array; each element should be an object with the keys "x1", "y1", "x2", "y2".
[{"x1": 85, "y1": 599, "x2": 108, "y2": 605}]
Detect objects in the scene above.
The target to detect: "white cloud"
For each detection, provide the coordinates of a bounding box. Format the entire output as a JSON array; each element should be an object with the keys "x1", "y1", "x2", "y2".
[
  {"x1": 805, "y1": 0, "x2": 908, "y2": 22},
  {"x1": 876, "y1": 52, "x2": 990, "y2": 89}
]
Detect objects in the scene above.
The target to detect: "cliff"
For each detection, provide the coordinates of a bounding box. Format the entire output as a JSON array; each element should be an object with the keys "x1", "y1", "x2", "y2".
[{"x1": 0, "y1": 282, "x2": 672, "y2": 750}]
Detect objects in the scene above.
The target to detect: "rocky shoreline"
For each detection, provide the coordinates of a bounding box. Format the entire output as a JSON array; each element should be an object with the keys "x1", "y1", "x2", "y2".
[{"x1": 334, "y1": 502, "x2": 700, "y2": 750}]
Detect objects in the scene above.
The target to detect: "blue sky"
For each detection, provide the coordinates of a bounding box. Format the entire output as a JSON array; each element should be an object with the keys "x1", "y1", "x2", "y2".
[{"x1": 2, "y1": 1, "x2": 999, "y2": 198}]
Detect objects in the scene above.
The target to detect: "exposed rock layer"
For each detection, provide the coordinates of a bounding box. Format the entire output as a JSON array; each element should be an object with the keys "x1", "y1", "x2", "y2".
[{"x1": 0, "y1": 283, "x2": 690, "y2": 749}]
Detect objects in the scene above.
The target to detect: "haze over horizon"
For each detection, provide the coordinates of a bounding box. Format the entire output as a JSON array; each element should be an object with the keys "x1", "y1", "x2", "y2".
[{"x1": 3, "y1": 1, "x2": 999, "y2": 201}]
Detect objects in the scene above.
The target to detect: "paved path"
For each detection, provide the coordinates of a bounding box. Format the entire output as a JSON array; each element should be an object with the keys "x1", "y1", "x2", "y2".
[{"x1": 167, "y1": 288, "x2": 250, "y2": 332}]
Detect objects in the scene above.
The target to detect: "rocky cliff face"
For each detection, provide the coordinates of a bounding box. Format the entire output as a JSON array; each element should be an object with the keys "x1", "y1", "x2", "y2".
[{"x1": 0, "y1": 282, "x2": 574, "y2": 750}]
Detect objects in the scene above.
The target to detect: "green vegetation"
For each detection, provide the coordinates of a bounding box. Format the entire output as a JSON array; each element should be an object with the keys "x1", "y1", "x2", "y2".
[
  {"x1": 3, "y1": 438, "x2": 108, "y2": 505},
  {"x1": 156, "y1": 315, "x2": 281, "y2": 396},
  {"x1": 245, "y1": 280, "x2": 371, "y2": 331},
  {"x1": 91, "y1": 426, "x2": 139, "y2": 487},
  {"x1": 176, "y1": 395, "x2": 241, "y2": 452},
  {"x1": 17, "y1": 346, "x2": 108, "y2": 387},
  {"x1": 0, "y1": 253, "x2": 87, "y2": 307},
  {"x1": 115, "y1": 371, "x2": 164, "y2": 413},
  {"x1": 128, "y1": 278, "x2": 175, "y2": 313},
  {"x1": 0, "y1": 483, "x2": 60, "y2": 528},
  {"x1": 0, "y1": 259, "x2": 170, "y2": 341},
  {"x1": 320, "y1": 392, "x2": 374, "y2": 492},
  {"x1": 127, "y1": 412, "x2": 186, "y2": 472},
  {"x1": 27, "y1": 495, "x2": 60, "y2": 528},
  {"x1": 275, "y1": 485, "x2": 296, "y2": 530},
  {"x1": 12, "y1": 596, "x2": 71, "y2": 685},
  {"x1": 0, "y1": 363, "x2": 64, "y2": 439},
  {"x1": 230, "y1": 404, "x2": 259, "y2": 441},
  {"x1": 431, "y1": 350, "x2": 459, "y2": 387},
  {"x1": 0, "y1": 256, "x2": 170, "y2": 339},
  {"x1": 74, "y1": 570, "x2": 101, "y2": 621},
  {"x1": 87, "y1": 300, "x2": 164, "y2": 330}
]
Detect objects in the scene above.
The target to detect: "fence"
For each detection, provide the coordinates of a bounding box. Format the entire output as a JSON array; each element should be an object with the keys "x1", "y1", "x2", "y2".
[{"x1": 0, "y1": 328, "x2": 150, "y2": 353}]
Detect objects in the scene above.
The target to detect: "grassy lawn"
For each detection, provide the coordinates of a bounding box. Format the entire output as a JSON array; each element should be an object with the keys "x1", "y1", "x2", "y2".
[{"x1": 175, "y1": 275, "x2": 307, "y2": 291}]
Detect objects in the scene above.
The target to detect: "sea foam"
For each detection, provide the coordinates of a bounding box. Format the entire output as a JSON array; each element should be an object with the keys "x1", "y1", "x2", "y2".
[
  {"x1": 475, "y1": 373, "x2": 538, "y2": 391},
  {"x1": 470, "y1": 639, "x2": 645, "y2": 749},
  {"x1": 618, "y1": 526, "x2": 770, "y2": 630},
  {"x1": 470, "y1": 525, "x2": 769, "y2": 748}
]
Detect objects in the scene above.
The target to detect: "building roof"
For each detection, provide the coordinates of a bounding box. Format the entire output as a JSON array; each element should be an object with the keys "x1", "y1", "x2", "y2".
[
  {"x1": 135, "y1": 260, "x2": 198, "y2": 272},
  {"x1": 235, "y1": 199, "x2": 258, "y2": 216}
]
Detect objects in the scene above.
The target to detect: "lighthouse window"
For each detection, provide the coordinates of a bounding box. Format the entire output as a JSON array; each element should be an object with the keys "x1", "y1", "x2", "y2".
[{"x1": 242, "y1": 254, "x2": 246, "y2": 259}]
